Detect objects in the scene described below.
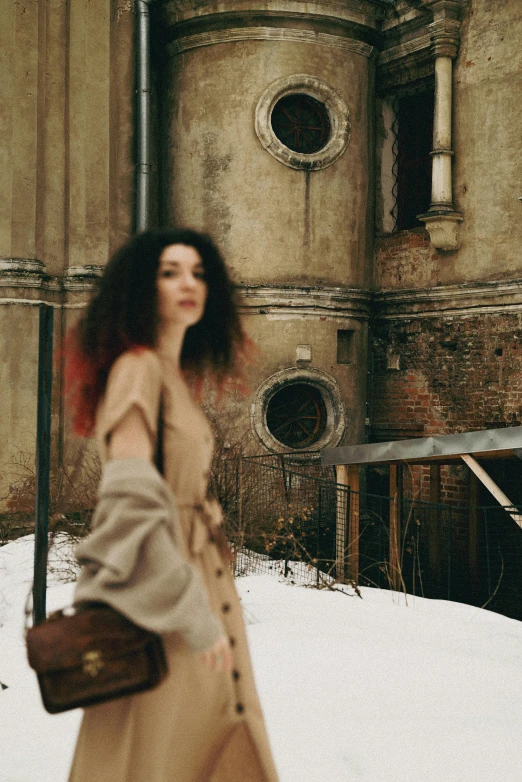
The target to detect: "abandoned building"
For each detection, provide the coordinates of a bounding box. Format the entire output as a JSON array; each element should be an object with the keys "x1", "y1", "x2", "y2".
[{"x1": 1, "y1": 0, "x2": 521, "y2": 615}]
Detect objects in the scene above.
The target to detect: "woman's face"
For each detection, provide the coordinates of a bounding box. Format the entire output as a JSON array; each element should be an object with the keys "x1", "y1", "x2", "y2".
[{"x1": 157, "y1": 244, "x2": 208, "y2": 328}]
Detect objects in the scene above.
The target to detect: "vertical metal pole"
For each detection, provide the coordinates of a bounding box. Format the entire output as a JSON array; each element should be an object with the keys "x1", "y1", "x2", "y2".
[
  {"x1": 447, "y1": 506, "x2": 452, "y2": 601},
  {"x1": 335, "y1": 465, "x2": 349, "y2": 580},
  {"x1": 347, "y1": 465, "x2": 360, "y2": 583},
  {"x1": 33, "y1": 304, "x2": 54, "y2": 625},
  {"x1": 469, "y1": 472, "x2": 479, "y2": 602},
  {"x1": 389, "y1": 464, "x2": 402, "y2": 592},
  {"x1": 429, "y1": 463, "x2": 441, "y2": 595},
  {"x1": 316, "y1": 486, "x2": 321, "y2": 586},
  {"x1": 237, "y1": 455, "x2": 243, "y2": 550},
  {"x1": 136, "y1": 0, "x2": 151, "y2": 233},
  {"x1": 280, "y1": 455, "x2": 289, "y2": 503},
  {"x1": 483, "y1": 509, "x2": 492, "y2": 603}
]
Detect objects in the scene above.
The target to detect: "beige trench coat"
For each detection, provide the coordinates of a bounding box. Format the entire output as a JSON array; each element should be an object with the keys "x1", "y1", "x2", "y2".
[{"x1": 68, "y1": 350, "x2": 279, "y2": 782}]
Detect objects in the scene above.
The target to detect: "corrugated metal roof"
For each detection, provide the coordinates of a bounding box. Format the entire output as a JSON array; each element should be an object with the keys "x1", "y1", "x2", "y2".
[{"x1": 321, "y1": 427, "x2": 522, "y2": 466}]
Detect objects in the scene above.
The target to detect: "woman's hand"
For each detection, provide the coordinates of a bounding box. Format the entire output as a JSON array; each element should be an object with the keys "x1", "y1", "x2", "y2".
[{"x1": 199, "y1": 635, "x2": 233, "y2": 672}]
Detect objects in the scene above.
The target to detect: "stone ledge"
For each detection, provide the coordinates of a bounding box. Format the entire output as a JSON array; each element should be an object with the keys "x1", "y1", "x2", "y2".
[
  {"x1": 63, "y1": 265, "x2": 104, "y2": 291},
  {"x1": 378, "y1": 32, "x2": 432, "y2": 65},
  {"x1": 0, "y1": 260, "x2": 102, "y2": 303},
  {"x1": 166, "y1": 26, "x2": 375, "y2": 57},
  {"x1": 161, "y1": 1, "x2": 385, "y2": 32},
  {"x1": 374, "y1": 278, "x2": 522, "y2": 320},
  {"x1": 238, "y1": 284, "x2": 372, "y2": 321}
]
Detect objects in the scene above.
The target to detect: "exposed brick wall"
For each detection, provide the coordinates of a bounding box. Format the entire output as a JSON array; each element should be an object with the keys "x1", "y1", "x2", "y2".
[
  {"x1": 370, "y1": 310, "x2": 522, "y2": 584},
  {"x1": 369, "y1": 236, "x2": 522, "y2": 618},
  {"x1": 371, "y1": 312, "x2": 522, "y2": 435},
  {"x1": 404, "y1": 464, "x2": 469, "y2": 506},
  {"x1": 439, "y1": 465, "x2": 469, "y2": 506},
  {"x1": 374, "y1": 228, "x2": 440, "y2": 290}
]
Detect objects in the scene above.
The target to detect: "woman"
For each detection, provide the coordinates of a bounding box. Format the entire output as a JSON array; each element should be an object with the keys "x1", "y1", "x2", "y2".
[{"x1": 65, "y1": 229, "x2": 279, "y2": 782}]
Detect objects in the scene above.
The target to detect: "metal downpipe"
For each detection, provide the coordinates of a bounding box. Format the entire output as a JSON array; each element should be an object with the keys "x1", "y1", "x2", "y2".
[{"x1": 135, "y1": 0, "x2": 152, "y2": 233}]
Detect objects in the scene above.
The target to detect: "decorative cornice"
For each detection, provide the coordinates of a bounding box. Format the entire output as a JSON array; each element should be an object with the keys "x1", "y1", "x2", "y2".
[
  {"x1": 63, "y1": 265, "x2": 104, "y2": 292},
  {"x1": 428, "y1": 17, "x2": 461, "y2": 58},
  {"x1": 166, "y1": 27, "x2": 375, "y2": 58},
  {"x1": 0, "y1": 259, "x2": 102, "y2": 300},
  {"x1": 237, "y1": 284, "x2": 372, "y2": 320},
  {"x1": 161, "y1": 1, "x2": 385, "y2": 31},
  {"x1": 4, "y1": 273, "x2": 521, "y2": 323},
  {"x1": 377, "y1": 32, "x2": 432, "y2": 65},
  {"x1": 241, "y1": 279, "x2": 522, "y2": 323},
  {"x1": 422, "y1": 0, "x2": 466, "y2": 20},
  {"x1": 374, "y1": 278, "x2": 522, "y2": 320},
  {"x1": 377, "y1": 0, "x2": 465, "y2": 89},
  {"x1": 377, "y1": 56, "x2": 434, "y2": 94},
  {"x1": 0, "y1": 257, "x2": 45, "y2": 274},
  {"x1": 0, "y1": 257, "x2": 47, "y2": 287},
  {"x1": 0, "y1": 258, "x2": 62, "y2": 296},
  {"x1": 381, "y1": 3, "x2": 425, "y2": 33},
  {"x1": 424, "y1": 0, "x2": 465, "y2": 58}
]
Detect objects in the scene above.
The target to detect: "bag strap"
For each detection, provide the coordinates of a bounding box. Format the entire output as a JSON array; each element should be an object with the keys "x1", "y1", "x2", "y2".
[
  {"x1": 154, "y1": 390, "x2": 164, "y2": 476},
  {"x1": 26, "y1": 388, "x2": 166, "y2": 634}
]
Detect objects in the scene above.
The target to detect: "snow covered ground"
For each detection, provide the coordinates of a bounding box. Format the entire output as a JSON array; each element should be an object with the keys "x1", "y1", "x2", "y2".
[{"x1": 1, "y1": 535, "x2": 521, "y2": 782}]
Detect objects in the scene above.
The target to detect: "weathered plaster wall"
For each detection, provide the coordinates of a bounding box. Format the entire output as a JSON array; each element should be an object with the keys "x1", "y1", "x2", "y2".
[
  {"x1": 163, "y1": 40, "x2": 372, "y2": 288},
  {"x1": 243, "y1": 312, "x2": 368, "y2": 448},
  {"x1": 0, "y1": 304, "x2": 41, "y2": 490},
  {"x1": 0, "y1": 0, "x2": 135, "y2": 503},
  {"x1": 376, "y1": 0, "x2": 522, "y2": 289},
  {"x1": 375, "y1": 0, "x2": 522, "y2": 291},
  {"x1": 0, "y1": 0, "x2": 134, "y2": 274},
  {"x1": 452, "y1": 0, "x2": 522, "y2": 283},
  {"x1": 374, "y1": 96, "x2": 396, "y2": 237},
  {"x1": 0, "y1": 0, "x2": 40, "y2": 261},
  {"x1": 160, "y1": 5, "x2": 377, "y2": 453}
]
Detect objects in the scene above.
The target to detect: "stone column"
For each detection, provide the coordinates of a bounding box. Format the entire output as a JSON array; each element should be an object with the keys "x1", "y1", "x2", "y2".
[
  {"x1": 419, "y1": 0, "x2": 465, "y2": 251},
  {"x1": 431, "y1": 54, "x2": 454, "y2": 208}
]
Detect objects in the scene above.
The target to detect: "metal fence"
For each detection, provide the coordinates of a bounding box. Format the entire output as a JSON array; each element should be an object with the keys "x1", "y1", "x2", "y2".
[
  {"x1": 218, "y1": 457, "x2": 341, "y2": 580},
  {"x1": 217, "y1": 457, "x2": 522, "y2": 621}
]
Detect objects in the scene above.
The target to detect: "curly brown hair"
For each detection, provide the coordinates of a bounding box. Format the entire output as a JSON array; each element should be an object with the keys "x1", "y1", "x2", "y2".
[{"x1": 65, "y1": 228, "x2": 249, "y2": 435}]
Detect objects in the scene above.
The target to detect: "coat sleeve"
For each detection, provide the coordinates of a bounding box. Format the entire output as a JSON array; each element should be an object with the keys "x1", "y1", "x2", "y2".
[
  {"x1": 73, "y1": 459, "x2": 225, "y2": 654},
  {"x1": 96, "y1": 349, "x2": 163, "y2": 453}
]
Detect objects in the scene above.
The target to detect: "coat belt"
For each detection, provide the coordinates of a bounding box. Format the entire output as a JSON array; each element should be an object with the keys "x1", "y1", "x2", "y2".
[{"x1": 179, "y1": 498, "x2": 224, "y2": 556}]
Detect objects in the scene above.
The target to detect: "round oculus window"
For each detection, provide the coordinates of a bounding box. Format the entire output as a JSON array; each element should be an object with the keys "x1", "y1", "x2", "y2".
[
  {"x1": 266, "y1": 383, "x2": 328, "y2": 449},
  {"x1": 270, "y1": 93, "x2": 331, "y2": 154},
  {"x1": 255, "y1": 75, "x2": 351, "y2": 171}
]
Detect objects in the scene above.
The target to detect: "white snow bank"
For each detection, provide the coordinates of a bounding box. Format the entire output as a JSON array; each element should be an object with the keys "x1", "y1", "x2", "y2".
[{"x1": 1, "y1": 536, "x2": 521, "y2": 782}]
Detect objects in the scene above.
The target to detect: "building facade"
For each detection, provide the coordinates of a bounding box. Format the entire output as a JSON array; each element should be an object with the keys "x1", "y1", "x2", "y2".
[{"x1": 1, "y1": 0, "x2": 521, "y2": 509}]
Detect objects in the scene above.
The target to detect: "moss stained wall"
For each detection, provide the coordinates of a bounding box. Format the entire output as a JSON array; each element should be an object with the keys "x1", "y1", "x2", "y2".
[{"x1": 0, "y1": 0, "x2": 135, "y2": 502}]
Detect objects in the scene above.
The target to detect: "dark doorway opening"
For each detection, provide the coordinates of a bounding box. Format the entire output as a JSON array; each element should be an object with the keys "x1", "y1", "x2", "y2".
[{"x1": 396, "y1": 90, "x2": 434, "y2": 230}]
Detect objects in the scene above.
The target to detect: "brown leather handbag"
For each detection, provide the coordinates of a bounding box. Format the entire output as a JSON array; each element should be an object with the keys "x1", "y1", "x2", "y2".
[
  {"x1": 26, "y1": 601, "x2": 168, "y2": 714},
  {"x1": 27, "y1": 402, "x2": 169, "y2": 714}
]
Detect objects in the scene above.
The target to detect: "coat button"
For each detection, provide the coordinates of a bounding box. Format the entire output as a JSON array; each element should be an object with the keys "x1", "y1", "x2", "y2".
[
  {"x1": 222, "y1": 603, "x2": 231, "y2": 613},
  {"x1": 232, "y1": 670, "x2": 240, "y2": 681},
  {"x1": 229, "y1": 636, "x2": 236, "y2": 647},
  {"x1": 216, "y1": 568, "x2": 223, "y2": 577},
  {"x1": 235, "y1": 703, "x2": 244, "y2": 714}
]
